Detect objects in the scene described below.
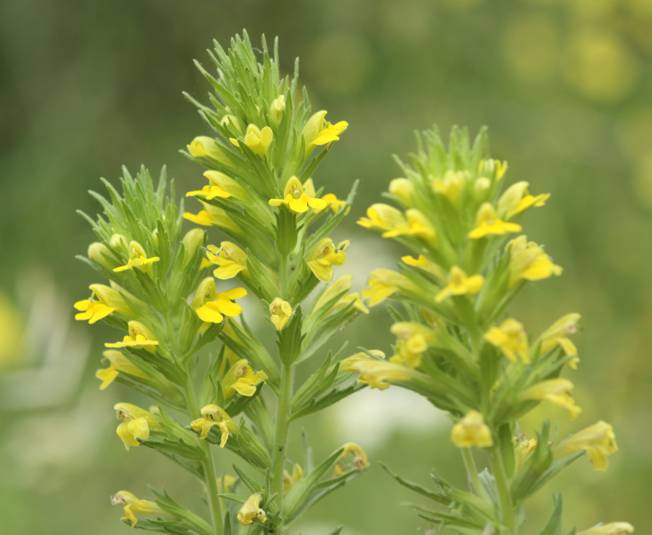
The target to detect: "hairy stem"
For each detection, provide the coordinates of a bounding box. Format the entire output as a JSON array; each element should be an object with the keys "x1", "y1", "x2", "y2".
[
  {"x1": 491, "y1": 448, "x2": 515, "y2": 534},
  {"x1": 460, "y1": 448, "x2": 484, "y2": 497}
]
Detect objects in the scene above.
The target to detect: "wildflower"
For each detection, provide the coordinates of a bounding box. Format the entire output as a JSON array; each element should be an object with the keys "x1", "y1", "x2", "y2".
[
  {"x1": 362, "y1": 268, "x2": 416, "y2": 306},
  {"x1": 223, "y1": 359, "x2": 267, "y2": 398},
  {"x1": 341, "y1": 351, "x2": 411, "y2": 390},
  {"x1": 484, "y1": 319, "x2": 529, "y2": 363},
  {"x1": 105, "y1": 321, "x2": 159, "y2": 351},
  {"x1": 522, "y1": 378, "x2": 581, "y2": 418},
  {"x1": 303, "y1": 110, "x2": 348, "y2": 152},
  {"x1": 187, "y1": 170, "x2": 246, "y2": 201},
  {"x1": 389, "y1": 177, "x2": 415, "y2": 206},
  {"x1": 283, "y1": 464, "x2": 304, "y2": 494},
  {"x1": 559, "y1": 421, "x2": 618, "y2": 470},
  {"x1": 435, "y1": 266, "x2": 484, "y2": 303},
  {"x1": 87, "y1": 242, "x2": 114, "y2": 270},
  {"x1": 357, "y1": 203, "x2": 406, "y2": 233},
  {"x1": 389, "y1": 322, "x2": 435, "y2": 368},
  {"x1": 190, "y1": 404, "x2": 234, "y2": 447},
  {"x1": 539, "y1": 313, "x2": 581, "y2": 365},
  {"x1": 321, "y1": 192, "x2": 347, "y2": 213},
  {"x1": 111, "y1": 491, "x2": 162, "y2": 527},
  {"x1": 205, "y1": 242, "x2": 248, "y2": 279},
  {"x1": 306, "y1": 238, "x2": 348, "y2": 282},
  {"x1": 334, "y1": 442, "x2": 369, "y2": 475},
  {"x1": 269, "y1": 297, "x2": 293, "y2": 331},
  {"x1": 432, "y1": 170, "x2": 467, "y2": 206},
  {"x1": 113, "y1": 241, "x2": 160, "y2": 273},
  {"x1": 382, "y1": 209, "x2": 436, "y2": 240},
  {"x1": 498, "y1": 181, "x2": 550, "y2": 219},
  {"x1": 270, "y1": 94, "x2": 286, "y2": 125},
  {"x1": 468, "y1": 203, "x2": 522, "y2": 239},
  {"x1": 243, "y1": 124, "x2": 273, "y2": 155},
  {"x1": 183, "y1": 203, "x2": 240, "y2": 234},
  {"x1": 237, "y1": 493, "x2": 267, "y2": 525},
  {"x1": 95, "y1": 350, "x2": 147, "y2": 390},
  {"x1": 74, "y1": 283, "x2": 126, "y2": 324},
  {"x1": 192, "y1": 277, "x2": 247, "y2": 324},
  {"x1": 187, "y1": 136, "x2": 230, "y2": 164},
  {"x1": 268, "y1": 176, "x2": 327, "y2": 214},
  {"x1": 577, "y1": 523, "x2": 634, "y2": 535},
  {"x1": 508, "y1": 235, "x2": 562, "y2": 286},
  {"x1": 401, "y1": 254, "x2": 445, "y2": 278},
  {"x1": 114, "y1": 402, "x2": 159, "y2": 450},
  {"x1": 451, "y1": 410, "x2": 493, "y2": 448}
]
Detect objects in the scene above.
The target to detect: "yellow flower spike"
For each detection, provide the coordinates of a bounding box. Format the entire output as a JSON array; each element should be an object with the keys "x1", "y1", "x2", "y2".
[
  {"x1": 382, "y1": 209, "x2": 436, "y2": 240},
  {"x1": 435, "y1": 266, "x2": 484, "y2": 303},
  {"x1": 183, "y1": 203, "x2": 241, "y2": 234},
  {"x1": 341, "y1": 351, "x2": 411, "y2": 390},
  {"x1": 451, "y1": 410, "x2": 493, "y2": 448},
  {"x1": 432, "y1": 170, "x2": 467, "y2": 206},
  {"x1": 508, "y1": 235, "x2": 562, "y2": 286},
  {"x1": 334, "y1": 442, "x2": 369, "y2": 476},
  {"x1": 283, "y1": 463, "x2": 304, "y2": 494},
  {"x1": 114, "y1": 402, "x2": 159, "y2": 450},
  {"x1": 577, "y1": 522, "x2": 634, "y2": 535},
  {"x1": 302, "y1": 110, "x2": 348, "y2": 152},
  {"x1": 559, "y1": 421, "x2": 618, "y2": 471},
  {"x1": 389, "y1": 177, "x2": 415, "y2": 206},
  {"x1": 389, "y1": 322, "x2": 436, "y2": 368},
  {"x1": 269, "y1": 176, "x2": 328, "y2": 214},
  {"x1": 521, "y1": 378, "x2": 582, "y2": 418},
  {"x1": 192, "y1": 277, "x2": 247, "y2": 324},
  {"x1": 270, "y1": 94, "x2": 286, "y2": 125},
  {"x1": 105, "y1": 321, "x2": 159, "y2": 352},
  {"x1": 539, "y1": 313, "x2": 581, "y2": 364},
  {"x1": 306, "y1": 238, "x2": 348, "y2": 282},
  {"x1": 190, "y1": 404, "x2": 234, "y2": 447},
  {"x1": 362, "y1": 268, "x2": 417, "y2": 306},
  {"x1": 111, "y1": 490, "x2": 162, "y2": 528},
  {"x1": 223, "y1": 358, "x2": 267, "y2": 398},
  {"x1": 401, "y1": 254, "x2": 446, "y2": 279},
  {"x1": 113, "y1": 240, "x2": 160, "y2": 273},
  {"x1": 357, "y1": 203, "x2": 406, "y2": 232},
  {"x1": 269, "y1": 297, "x2": 293, "y2": 331},
  {"x1": 237, "y1": 493, "x2": 267, "y2": 525},
  {"x1": 95, "y1": 350, "x2": 147, "y2": 391},
  {"x1": 468, "y1": 203, "x2": 522, "y2": 239},
  {"x1": 243, "y1": 124, "x2": 273, "y2": 155},
  {"x1": 74, "y1": 283, "x2": 127, "y2": 324},
  {"x1": 484, "y1": 318, "x2": 530, "y2": 363},
  {"x1": 205, "y1": 242, "x2": 248, "y2": 280},
  {"x1": 498, "y1": 181, "x2": 550, "y2": 219}
]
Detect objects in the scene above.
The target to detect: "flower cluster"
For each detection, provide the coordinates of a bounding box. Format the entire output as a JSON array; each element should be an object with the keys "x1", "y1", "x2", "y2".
[{"x1": 346, "y1": 127, "x2": 631, "y2": 533}]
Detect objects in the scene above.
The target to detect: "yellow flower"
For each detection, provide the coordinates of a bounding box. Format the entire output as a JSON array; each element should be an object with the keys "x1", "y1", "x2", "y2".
[
  {"x1": 577, "y1": 522, "x2": 634, "y2": 535},
  {"x1": 468, "y1": 203, "x2": 522, "y2": 239},
  {"x1": 508, "y1": 235, "x2": 562, "y2": 286},
  {"x1": 334, "y1": 442, "x2": 369, "y2": 476},
  {"x1": 539, "y1": 313, "x2": 581, "y2": 365},
  {"x1": 74, "y1": 283, "x2": 127, "y2": 324},
  {"x1": 389, "y1": 322, "x2": 436, "y2": 368},
  {"x1": 268, "y1": 176, "x2": 328, "y2": 214},
  {"x1": 205, "y1": 242, "x2": 248, "y2": 279},
  {"x1": 192, "y1": 277, "x2": 247, "y2": 324},
  {"x1": 223, "y1": 359, "x2": 267, "y2": 398},
  {"x1": 269, "y1": 297, "x2": 293, "y2": 331},
  {"x1": 95, "y1": 350, "x2": 147, "y2": 390},
  {"x1": 303, "y1": 110, "x2": 348, "y2": 152},
  {"x1": 435, "y1": 266, "x2": 484, "y2": 303},
  {"x1": 432, "y1": 170, "x2": 467, "y2": 206},
  {"x1": 187, "y1": 170, "x2": 246, "y2": 201},
  {"x1": 243, "y1": 124, "x2": 273, "y2": 155},
  {"x1": 113, "y1": 241, "x2": 160, "y2": 273},
  {"x1": 321, "y1": 192, "x2": 347, "y2": 213},
  {"x1": 270, "y1": 94, "x2": 286, "y2": 125},
  {"x1": 183, "y1": 203, "x2": 240, "y2": 234},
  {"x1": 111, "y1": 490, "x2": 162, "y2": 527},
  {"x1": 362, "y1": 268, "x2": 416, "y2": 306},
  {"x1": 389, "y1": 178, "x2": 415, "y2": 206},
  {"x1": 382, "y1": 209, "x2": 436, "y2": 240},
  {"x1": 237, "y1": 493, "x2": 267, "y2": 525},
  {"x1": 498, "y1": 181, "x2": 550, "y2": 219},
  {"x1": 401, "y1": 254, "x2": 445, "y2": 278},
  {"x1": 306, "y1": 238, "x2": 348, "y2": 282},
  {"x1": 522, "y1": 378, "x2": 581, "y2": 418},
  {"x1": 114, "y1": 402, "x2": 159, "y2": 450},
  {"x1": 357, "y1": 203, "x2": 406, "y2": 232},
  {"x1": 105, "y1": 321, "x2": 159, "y2": 352},
  {"x1": 451, "y1": 410, "x2": 493, "y2": 448},
  {"x1": 559, "y1": 421, "x2": 618, "y2": 471},
  {"x1": 341, "y1": 351, "x2": 411, "y2": 390},
  {"x1": 187, "y1": 136, "x2": 230, "y2": 164},
  {"x1": 484, "y1": 318, "x2": 529, "y2": 363},
  {"x1": 283, "y1": 464, "x2": 304, "y2": 494},
  {"x1": 190, "y1": 404, "x2": 234, "y2": 447}
]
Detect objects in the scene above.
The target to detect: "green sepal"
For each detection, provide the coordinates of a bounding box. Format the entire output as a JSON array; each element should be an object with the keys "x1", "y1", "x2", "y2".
[
  {"x1": 539, "y1": 494, "x2": 563, "y2": 535},
  {"x1": 276, "y1": 208, "x2": 297, "y2": 257},
  {"x1": 277, "y1": 307, "x2": 304, "y2": 365}
]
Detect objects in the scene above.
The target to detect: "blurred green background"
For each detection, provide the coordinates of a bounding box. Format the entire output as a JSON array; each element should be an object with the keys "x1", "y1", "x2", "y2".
[{"x1": 1, "y1": 0, "x2": 651, "y2": 533}]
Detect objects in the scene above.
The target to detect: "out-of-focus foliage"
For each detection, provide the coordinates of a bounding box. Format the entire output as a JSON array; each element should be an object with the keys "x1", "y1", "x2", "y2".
[{"x1": 0, "y1": 0, "x2": 650, "y2": 533}]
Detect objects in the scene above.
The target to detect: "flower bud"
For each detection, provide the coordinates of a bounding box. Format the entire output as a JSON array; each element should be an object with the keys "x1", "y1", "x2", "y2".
[
  {"x1": 87, "y1": 242, "x2": 114, "y2": 270},
  {"x1": 270, "y1": 94, "x2": 286, "y2": 125},
  {"x1": 389, "y1": 178, "x2": 415, "y2": 206},
  {"x1": 269, "y1": 297, "x2": 293, "y2": 331},
  {"x1": 181, "y1": 228, "x2": 205, "y2": 266},
  {"x1": 187, "y1": 136, "x2": 231, "y2": 165}
]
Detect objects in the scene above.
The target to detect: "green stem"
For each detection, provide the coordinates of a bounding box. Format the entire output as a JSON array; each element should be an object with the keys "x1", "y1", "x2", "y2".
[
  {"x1": 460, "y1": 448, "x2": 484, "y2": 496},
  {"x1": 185, "y1": 375, "x2": 224, "y2": 535},
  {"x1": 491, "y1": 448, "x2": 515, "y2": 534}
]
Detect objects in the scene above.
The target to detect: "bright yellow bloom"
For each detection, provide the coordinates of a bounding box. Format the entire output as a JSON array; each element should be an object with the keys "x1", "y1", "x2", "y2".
[
  {"x1": 484, "y1": 318, "x2": 529, "y2": 363},
  {"x1": 205, "y1": 242, "x2": 248, "y2": 280},
  {"x1": 435, "y1": 266, "x2": 484, "y2": 303},
  {"x1": 190, "y1": 404, "x2": 234, "y2": 447},
  {"x1": 341, "y1": 351, "x2": 411, "y2": 390},
  {"x1": 183, "y1": 203, "x2": 240, "y2": 234},
  {"x1": 306, "y1": 238, "x2": 348, "y2": 282},
  {"x1": 303, "y1": 110, "x2": 348, "y2": 151},
  {"x1": 362, "y1": 269, "x2": 416, "y2": 306},
  {"x1": 270, "y1": 94, "x2": 286, "y2": 125},
  {"x1": 243, "y1": 124, "x2": 273, "y2": 155},
  {"x1": 187, "y1": 170, "x2": 246, "y2": 201},
  {"x1": 187, "y1": 136, "x2": 230, "y2": 164},
  {"x1": 389, "y1": 177, "x2": 415, "y2": 206},
  {"x1": 508, "y1": 235, "x2": 562, "y2": 286},
  {"x1": 522, "y1": 378, "x2": 581, "y2": 418},
  {"x1": 577, "y1": 522, "x2": 634, "y2": 535},
  {"x1": 223, "y1": 359, "x2": 267, "y2": 398},
  {"x1": 334, "y1": 442, "x2": 369, "y2": 476},
  {"x1": 357, "y1": 203, "x2": 406, "y2": 232},
  {"x1": 559, "y1": 421, "x2": 618, "y2": 470},
  {"x1": 468, "y1": 203, "x2": 522, "y2": 239},
  {"x1": 498, "y1": 181, "x2": 550, "y2": 218},
  {"x1": 268, "y1": 176, "x2": 328, "y2": 214},
  {"x1": 111, "y1": 491, "x2": 162, "y2": 527},
  {"x1": 192, "y1": 277, "x2": 246, "y2": 324},
  {"x1": 237, "y1": 493, "x2": 267, "y2": 525},
  {"x1": 382, "y1": 209, "x2": 436, "y2": 240},
  {"x1": 389, "y1": 322, "x2": 435, "y2": 368},
  {"x1": 432, "y1": 170, "x2": 467, "y2": 206},
  {"x1": 113, "y1": 241, "x2": 160, "y2": 273},
  {"x1": 269, "y1": 297, "x2": 293, "y2": 331},
  {"x1": 95, "y1": 350, "x2": 146, "y2": 390},
  {"x1": 114, "y1": 402, "x2": 159, "y2": 450},
  {"x1": 283, "y1": 464, "x2": 304, "y2": 494},
  {"x1": 74, "y1": 283, "x2": 127, "y2": 324},
  {"x1": 105, "y1": 320, "x2": 159, "y2": 352},
  {"x1": 451, "y1": 410, "x2": 493, "y2": 448},
  {"x1": 321, "y1": 192, "x2": 347, "y2": 213},
  {"x1": 539, "y1": 313, "x2": 581, "y2": 365}
]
